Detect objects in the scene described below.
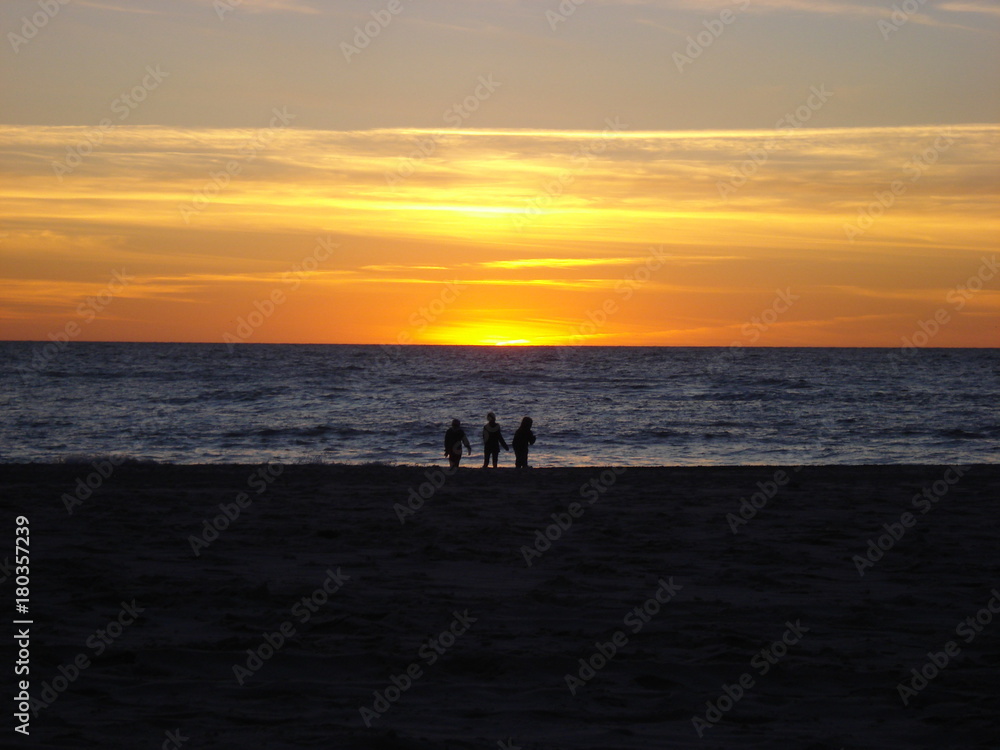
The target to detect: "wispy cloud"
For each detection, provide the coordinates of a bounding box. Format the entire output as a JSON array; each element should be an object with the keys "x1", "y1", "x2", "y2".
[
  {"x1": 1, "y1": 124, "x2": 996, "y2": 246},
  {"x1": 473, "y1": 255, "x2": 744, "y2": 269},
  {"x1": 937, "y1": 1, "x2": 1000, "y2": 17},
  {"x1": 1, "y1": 123, "x2": 996, "y2": 344},
  {"x1": 74, "y1": 1, "x2": 169, "y2": 15},
  {"x1": 189, "y1": 0, "x2": 324, "y2": 14},
  {"x1": 74, "y1": 0, "x2": 326, "y2": 16},
  {"x1": 477, "y1": 257, "x2": 642, "y2": 269},
  {"x1": 615, "y1": 0, "x2": 984, "y2": 32},
  {"x1": 360, "y1": 265, "x2": 451, "y2": 272}
]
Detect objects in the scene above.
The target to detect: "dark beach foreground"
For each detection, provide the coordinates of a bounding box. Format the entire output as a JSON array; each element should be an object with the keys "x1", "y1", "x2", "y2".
[{"x1": 2, "y1": 463, "x2": 998, "y2": 749}]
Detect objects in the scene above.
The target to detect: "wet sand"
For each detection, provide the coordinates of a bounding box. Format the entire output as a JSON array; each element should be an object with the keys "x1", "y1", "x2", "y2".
[{"x1": 2, "y1": 462, "x2": 999, "y2": 749}]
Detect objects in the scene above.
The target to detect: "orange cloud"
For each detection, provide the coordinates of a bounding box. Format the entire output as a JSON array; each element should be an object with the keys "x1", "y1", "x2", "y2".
[{"x1": 1, "y1": 124, "x2": 997, "y2": 346}]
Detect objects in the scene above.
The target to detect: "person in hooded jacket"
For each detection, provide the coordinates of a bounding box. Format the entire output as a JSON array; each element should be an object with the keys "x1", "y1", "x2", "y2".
[
  {"x1": 481, "y1": 411, "x2": 510, "y2": 468},
  {"x1": 511, "y1": 416, "x2": 536, "y2": 469}
]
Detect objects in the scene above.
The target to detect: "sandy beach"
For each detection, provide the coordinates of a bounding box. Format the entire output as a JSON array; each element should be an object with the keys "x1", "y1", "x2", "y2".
[{"x1": 2, "y1": 462, "x2": 998, "y2": 749}]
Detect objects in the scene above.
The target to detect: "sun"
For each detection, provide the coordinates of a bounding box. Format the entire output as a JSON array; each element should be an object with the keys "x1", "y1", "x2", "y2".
[{"x1": 414, "y1": 322, "x2": 569, "y2": 346}]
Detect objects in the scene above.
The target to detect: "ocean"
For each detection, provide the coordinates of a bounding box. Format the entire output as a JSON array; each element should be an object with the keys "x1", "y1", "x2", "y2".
[{"x1": 2, "y1": 343, "x2": 997, "y2": 466}]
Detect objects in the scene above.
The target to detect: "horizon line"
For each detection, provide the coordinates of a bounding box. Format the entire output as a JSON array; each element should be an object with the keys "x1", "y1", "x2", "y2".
[{"x1": 2, "y1": 340, "x2": 997, "y2": 349}]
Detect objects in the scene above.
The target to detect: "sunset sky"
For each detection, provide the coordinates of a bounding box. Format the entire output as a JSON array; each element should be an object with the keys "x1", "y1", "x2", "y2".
[{"x1": 2, "y1": 0, "x2": 998, "y2": 346}]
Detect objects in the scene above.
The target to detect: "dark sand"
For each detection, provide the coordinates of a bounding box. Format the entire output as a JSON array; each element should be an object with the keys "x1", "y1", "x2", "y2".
[{"x1": 2, "y1": 463, "x2": 999, "y2": 749}]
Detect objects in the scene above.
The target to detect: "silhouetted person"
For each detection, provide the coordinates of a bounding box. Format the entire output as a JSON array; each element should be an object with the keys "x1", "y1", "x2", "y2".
[
  {"x1": 512, "y1": 416, "x2": 536, "y2": 469},
  {"x1": 444, "y1": 418, "x2": 472, "y2": 468},
  {"x1": 482, "y1": 411, "x2": 510, "y2": 468}
]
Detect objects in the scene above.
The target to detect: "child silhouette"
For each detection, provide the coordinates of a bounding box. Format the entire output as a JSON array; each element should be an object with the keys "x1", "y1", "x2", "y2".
[
  {"x1": 482, "y1": 412, "x2": 510, "y2": 468},
  {"x1": 444, "y1": 418, "x2": 472, "y2": 468},
  {"x1": 512, "y1": 416, "x2": 536, "y2": 469}
]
